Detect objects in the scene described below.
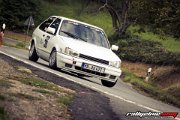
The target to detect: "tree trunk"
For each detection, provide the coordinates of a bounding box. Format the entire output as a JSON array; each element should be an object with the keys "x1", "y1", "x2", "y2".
[{"x1": 99, "y1": 0, "x2": 132, "y2": 36}]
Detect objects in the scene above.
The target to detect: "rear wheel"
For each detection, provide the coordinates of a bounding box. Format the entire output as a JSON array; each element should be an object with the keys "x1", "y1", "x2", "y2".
[
  {"x1": 49, "y1": 49, "x2": 57, "y2": 69},
  {"x1": 29, "y1": 43, "x2": 39, "y2": 62},
  {"x1": 101, "y1": 79, "x2": 117, "y2": 87}
]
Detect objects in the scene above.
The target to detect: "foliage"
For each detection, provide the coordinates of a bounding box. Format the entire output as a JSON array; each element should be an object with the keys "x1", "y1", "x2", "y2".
[
  {"x1": 0, "y1": 0, "x2": 41, "y2": 30},
  {"x1": 38, "y1": 0, "x2": 114, "y2": 36},
  {"x1": 0, "y1": 0, "x2": 179, "y2": 38},
  {"x1": 128, "y1": 26, "x2": 180, "y2": 52},
  {"x1": 81, "y1": 0, "x2": 132, "y2": 36},
  {"x1": 130, "y1": 0, "x2": 180, "y2": 38},
  {"x1": 123, "y1": 69, "x2": 180, "y2": 107},
  {"x1": 117, "y1": 37, "x2": 180, "y2": 65}
]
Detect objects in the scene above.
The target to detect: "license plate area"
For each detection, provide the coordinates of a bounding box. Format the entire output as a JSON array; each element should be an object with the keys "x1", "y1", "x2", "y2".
[{"x1": 82, "y1": 63, "x2": 105, "y2": 73}]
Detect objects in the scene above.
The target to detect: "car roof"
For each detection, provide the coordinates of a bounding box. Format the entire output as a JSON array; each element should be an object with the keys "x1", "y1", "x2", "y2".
[{"x1": 52, "y1": 16, "x2": 104, "y2": 31}]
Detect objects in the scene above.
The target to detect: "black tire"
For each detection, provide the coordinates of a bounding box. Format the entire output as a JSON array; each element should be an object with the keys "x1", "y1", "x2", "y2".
[
  {"x1": 101, "y1": 79, "x2": 117, "y2": 87},
  {"x1": 49, "y1": 49, "x2": 57, "y2": 69},
  {"x1": 29, "y1": 43, "x2": 39, "y2": 62}
]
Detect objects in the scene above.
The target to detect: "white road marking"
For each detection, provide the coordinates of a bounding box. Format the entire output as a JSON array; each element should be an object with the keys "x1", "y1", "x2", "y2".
[{"x1": 0, "y1": 51, "x2": 179, "y2": 120}]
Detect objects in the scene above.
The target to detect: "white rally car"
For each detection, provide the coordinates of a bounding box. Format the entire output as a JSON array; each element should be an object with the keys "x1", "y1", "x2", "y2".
[{"x1": 29, "y1": 16, "x2": 122, "y2": 87}]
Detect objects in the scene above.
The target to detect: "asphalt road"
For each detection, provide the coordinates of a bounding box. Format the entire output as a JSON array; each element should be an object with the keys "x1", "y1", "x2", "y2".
[{"x1": 0, "y1": 45, "x2": 179, "y2": 120}]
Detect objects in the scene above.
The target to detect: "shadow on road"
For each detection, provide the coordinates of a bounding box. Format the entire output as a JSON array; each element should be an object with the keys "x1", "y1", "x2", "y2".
[{"x1": 35, "y1": 60, "x2": 102, "y2": 86}]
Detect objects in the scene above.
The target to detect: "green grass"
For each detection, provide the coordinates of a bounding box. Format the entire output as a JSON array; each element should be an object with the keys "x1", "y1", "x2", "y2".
[
  {"x1": 18, "y1": 78, "x2": 71, "y2": 94},
  {"x1": 18, "y1": 78, "x2": 56, "y2": 89},
  {"x1": 2, "y1": 43, "x2": 14, "y2": 48},
  {"x1": 0, "y1": 107, "x2": 9, "y2": 120},
  {"x1": 3, "y1": 41, "x2": 27, "y2": 50},
  {"x1": 32, "y1": 89, "x2": 55, "y2": 95},
  {"x1": 39, "y1": 0, "x2": 113, "y2": 37},
  {"x1": 18, "y1": 77, "x2": 75, "y2": 106},
  {"x1": 164, "y1": 84, "x2": 180, "y2": 100},
  {"x1": 128, "y1": 26, "x2": 180, "y2": 52},
  {"x1": 57, "y1": 95, "x2": 73, "y2": 106},
  {"x1": 15, "y1": 42, "x2": 26, "y2": 49},
  {"x1": 123, "y1": 69, "x2": 159, "y2": 95},
  {"x1": 79, "y1": 12, "x2": 114, "y2": 37},
  {"x1": 123, "y1": 69, "x2": 180, "y2": 107}
]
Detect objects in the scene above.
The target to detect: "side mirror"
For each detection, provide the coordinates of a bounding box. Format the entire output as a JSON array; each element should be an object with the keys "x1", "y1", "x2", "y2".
[
  {"x1": 46, "y1": 27, "x2": 55, "y2": 35},
  {"x1": 111, "y1": 45, "x2": 119, "y2": 51}
]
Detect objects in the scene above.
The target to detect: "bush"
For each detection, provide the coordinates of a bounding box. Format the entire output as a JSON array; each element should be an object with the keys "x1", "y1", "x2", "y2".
[
  {"x1": 117, "y1": 38, "x2": 180, "y2": 66},
  {"x1": 0, "y1": 0, "x2": 41, "y2": 30}
]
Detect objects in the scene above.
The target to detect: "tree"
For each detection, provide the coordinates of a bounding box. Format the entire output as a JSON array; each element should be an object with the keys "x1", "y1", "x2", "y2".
[
  {"x1": 98, "y1": 0, "x2": 132, "y2": 36},
  {"x1": 0, "y1": 0, "x2": 41, "y2": 30},
  {"x1": 80, "y1": 0, "x2": 132, "y2": 36},
  {"x1": 131, "y1": 0, "x2": 180, "y2": 38},
  {"x1": 80, "y1": 0, "x2": 180, "y2": 38}
]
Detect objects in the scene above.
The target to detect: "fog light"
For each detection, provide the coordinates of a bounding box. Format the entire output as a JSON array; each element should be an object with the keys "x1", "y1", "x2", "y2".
[{"x1": 65, "y1": 63, "x2": 72, "y2": 68}]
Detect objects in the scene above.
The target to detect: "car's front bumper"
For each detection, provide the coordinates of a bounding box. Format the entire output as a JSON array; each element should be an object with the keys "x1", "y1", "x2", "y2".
[{"x1": 56, "y1": 52, "x2": 122, "y2": 82}]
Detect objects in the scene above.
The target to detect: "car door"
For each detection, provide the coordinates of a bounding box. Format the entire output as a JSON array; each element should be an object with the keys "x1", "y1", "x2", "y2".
[
  {"x1": 41, "y1": 18, "x2": 61, "y2": 60},
  {"x1": 37, "y1": 17, "x2": 56, "y2": 60}
]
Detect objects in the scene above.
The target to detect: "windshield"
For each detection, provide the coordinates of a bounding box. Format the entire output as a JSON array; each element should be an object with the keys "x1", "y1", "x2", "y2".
[{"x1": 59, "y1": 20, "x2": 110, "y2": 48}]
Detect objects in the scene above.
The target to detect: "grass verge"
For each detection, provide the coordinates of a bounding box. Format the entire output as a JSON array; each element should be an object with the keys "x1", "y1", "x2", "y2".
[
  {"x1": 15, "y1": 42, "x2": 26, "y2": 49},
  {"x1": 18, "y1": 77, "x2": 72, "y2": 94},
  {"x1": 8, "y1": 93, "x2": 40, "y2": 101},
  {"x1": 57, "y1": 95, "x2": 74, "y2": 106},
  {"x1": 3, "y1": 41, "x2": 27, "y2": 50},
  {"x1": 0, "y1": 80, "x2": 13, "y2": 88},
  {"x1": 122, "y1": 69, "x2": 180, "y2": 107},
  {"x1": 32, "y1": 89, "x2": 55, "y2": 95},
  {"x1": 4, "y1": 31, "x2": 31, "y2": 42},
  {"x1": 0, "y1": 107, "x2": 9, "y2": 120},
  {"x1": 0, "y1": 58, "x2": 75, "y2": 119}
]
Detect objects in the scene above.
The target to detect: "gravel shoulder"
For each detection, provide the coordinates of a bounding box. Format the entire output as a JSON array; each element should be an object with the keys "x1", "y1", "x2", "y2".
[{"x1": 0, "y1": 53, "x2": 120, "y2": 120}]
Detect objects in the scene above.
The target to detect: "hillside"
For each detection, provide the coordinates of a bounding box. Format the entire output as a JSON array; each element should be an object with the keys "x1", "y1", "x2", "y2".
[
  {"x1": 0, "y1": 0, "x2": 179, "y2": 52},
  {"x1": 37, "y1": 0, "x2": 114, "y2": 37},
  {"x1": 37, "y1": 0, "x2": 180, "y2": 52}
]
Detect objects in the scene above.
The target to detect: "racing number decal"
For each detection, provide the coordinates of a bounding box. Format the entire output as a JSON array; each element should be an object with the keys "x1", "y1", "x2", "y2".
[{"x1": 43, "y1": 36, "x2": 50, "y2": 48}]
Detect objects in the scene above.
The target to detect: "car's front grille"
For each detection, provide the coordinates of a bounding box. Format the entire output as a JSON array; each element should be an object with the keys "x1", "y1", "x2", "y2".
[
  {"x1": 79, "y1": 54, "x2": 109, "y2": 65},
  {"x1": 75, "y1": 66, "x2": 106, "y2": 77}
]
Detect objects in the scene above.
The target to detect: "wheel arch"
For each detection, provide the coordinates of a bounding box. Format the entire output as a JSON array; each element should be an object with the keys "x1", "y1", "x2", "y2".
[
  {"x1": 51, "y1": 47, "x2": 57, "y2": 53},
  {"x1": 51, "y1": 43, "x2": 61, "y2": 53},
  {"x1": 30, "y1": 37, "x2": 37, "y2": 47}
]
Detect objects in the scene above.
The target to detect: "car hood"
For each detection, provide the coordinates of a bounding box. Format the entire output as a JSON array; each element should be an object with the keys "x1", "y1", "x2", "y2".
[{"x1": 61, "y1": 36, "x2": 120, "y2": 61}]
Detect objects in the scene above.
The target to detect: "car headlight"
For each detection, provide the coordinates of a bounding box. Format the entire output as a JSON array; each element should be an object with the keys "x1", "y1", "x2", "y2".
[
  {"x1": 65, "y1": 47, "x2": 79, "y2": 57},
  {"x1": 109, "y1": 61, "x2": 121, "y2": 68}
]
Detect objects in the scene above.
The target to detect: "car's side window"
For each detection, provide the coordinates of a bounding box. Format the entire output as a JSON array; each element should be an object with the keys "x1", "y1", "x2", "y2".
[
  {"x1": 49, "y1": 18, "x2": 61, "y2": 35},
  {"x1": 39, "y1": 17, "x2": 55, "y2": 31}
]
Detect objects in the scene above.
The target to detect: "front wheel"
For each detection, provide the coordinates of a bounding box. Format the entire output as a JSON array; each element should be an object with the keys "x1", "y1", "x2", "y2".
[
  {"x1": 49, "y1": 49, "x2": 57, "y2": 69},
  {"x1": 29, "y1": 43, "x2": 39, "y2": 62},
  {"x1": 101, "y1": 80, "x2": 117, "y2": 87}
]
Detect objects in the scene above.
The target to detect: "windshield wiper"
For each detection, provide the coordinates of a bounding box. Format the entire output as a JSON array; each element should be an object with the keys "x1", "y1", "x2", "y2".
[{"x1": 61, "y1": 30, "x2": 87, "y2": 42}]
